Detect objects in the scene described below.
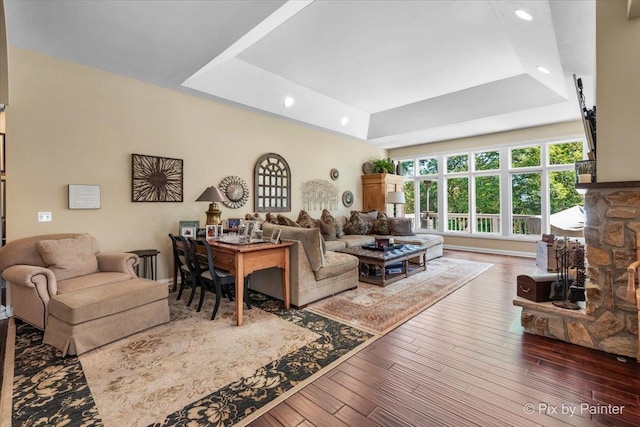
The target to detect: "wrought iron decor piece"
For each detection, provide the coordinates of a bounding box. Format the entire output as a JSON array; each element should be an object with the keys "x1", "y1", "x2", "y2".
[
  {"x1": 219, "y1": 175, "x2": 249, "y2": 209},
  {"x1": 301, "y1": 179, "x2": 339, "y2": 211},
  {"x1": 131, "y1": 154, "x2": 183, "y2": 202},
  {"x1": 254, "y1": 153, "x2": 291, "y2": 212}
]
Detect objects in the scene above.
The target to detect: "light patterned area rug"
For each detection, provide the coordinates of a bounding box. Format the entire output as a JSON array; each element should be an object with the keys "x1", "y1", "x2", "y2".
[
  {"x1": 307, "y1": 257, "x2": 493, "y2": 335},
  {"x1": 10, "y1": 291, "x2": 372, "y2": 427}
]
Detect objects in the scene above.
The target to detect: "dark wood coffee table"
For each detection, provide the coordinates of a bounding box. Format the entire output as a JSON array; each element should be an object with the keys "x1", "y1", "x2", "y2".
[{"x1": 336, "y1": 244, "x2": 427, "y2": 286}]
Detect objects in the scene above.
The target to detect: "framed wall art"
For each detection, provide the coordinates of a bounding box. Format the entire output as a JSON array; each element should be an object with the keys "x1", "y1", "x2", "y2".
[
  {"x1": 132, "y1": 153, "x2": 183, "y2": 202},
  {"x1": 68, "y1": 184, "x2": 101, "y2": 209}
]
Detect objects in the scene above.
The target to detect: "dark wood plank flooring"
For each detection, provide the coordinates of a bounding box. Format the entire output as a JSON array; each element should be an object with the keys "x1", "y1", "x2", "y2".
[
  {"x1": 250, "y1": 250, "x2": 640, "y2": 427},
  {"x1": 1, "y1": 251, "x2": 638, "y2": 425}
]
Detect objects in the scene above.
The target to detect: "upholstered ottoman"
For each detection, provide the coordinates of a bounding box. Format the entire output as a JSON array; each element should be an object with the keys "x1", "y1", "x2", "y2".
[{"x1": 43, "y1": 278, "x2": 170, "y2": 356}]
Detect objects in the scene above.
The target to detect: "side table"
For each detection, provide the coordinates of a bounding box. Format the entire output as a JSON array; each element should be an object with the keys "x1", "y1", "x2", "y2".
[{"x1": 128, "y1": 249, "x2": 160, "y2": 280}]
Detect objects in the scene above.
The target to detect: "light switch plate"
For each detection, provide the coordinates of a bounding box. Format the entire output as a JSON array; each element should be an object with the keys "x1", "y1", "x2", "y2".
[{"x1": 38, "y1": 212, "x2": 52, "y2": 222}]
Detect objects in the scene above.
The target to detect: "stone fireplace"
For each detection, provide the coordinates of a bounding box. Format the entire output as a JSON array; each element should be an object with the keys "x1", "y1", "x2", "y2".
[{"x1": 514, "y1": 186, "x2": 639, "y2": 360}]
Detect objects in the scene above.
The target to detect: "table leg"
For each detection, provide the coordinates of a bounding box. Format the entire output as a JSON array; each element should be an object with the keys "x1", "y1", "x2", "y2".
[
  {"x1": 236, "y1": 254, "x2": 244, "y2": 326},
  {"x1": 283, "y1": 247, "x2": 290, "y2": 309}
]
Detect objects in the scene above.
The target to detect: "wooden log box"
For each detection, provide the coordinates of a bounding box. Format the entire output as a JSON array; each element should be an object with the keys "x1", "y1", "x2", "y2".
[{"x1": 516, "y1": 273, "x2": 557, "y2": 302}]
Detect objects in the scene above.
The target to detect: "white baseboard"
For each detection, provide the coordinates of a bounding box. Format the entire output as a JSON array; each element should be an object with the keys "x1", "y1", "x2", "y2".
[{"x1": 444, "y1": 244, "x2": 535, "y2": 259}]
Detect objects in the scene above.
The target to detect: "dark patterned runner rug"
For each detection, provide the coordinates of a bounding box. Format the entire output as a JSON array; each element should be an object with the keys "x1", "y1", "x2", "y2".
[{"x1": 11, "y1": 292, "x2": 373, "y2": 427}]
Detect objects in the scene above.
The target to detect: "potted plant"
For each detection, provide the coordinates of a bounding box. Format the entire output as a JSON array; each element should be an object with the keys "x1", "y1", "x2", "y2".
[
  {"x1": 371, "y1": 158, "x2": 394, "y2": 174},
  {"x1": 575, "y1": 160, "x2": 595, "y2": 183}
]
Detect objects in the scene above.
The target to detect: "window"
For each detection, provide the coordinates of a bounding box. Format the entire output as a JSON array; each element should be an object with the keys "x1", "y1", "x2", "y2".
[{"x1": 395, "y1": 139, "x2": 584, "y2": 239}]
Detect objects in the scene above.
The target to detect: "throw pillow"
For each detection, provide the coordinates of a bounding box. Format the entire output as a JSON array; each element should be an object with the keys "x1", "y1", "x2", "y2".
[
  {"x1": 296, "y1": 210, "x2": 317, "y2": 228},
  {"x1": 371, "y1": 213, "x2": 391, "y2": 235},
  {"x1": 388, "y1": 218, "x2": 416, "y2": 236},
  {"x1": 264, "y1": 212, "x2": 279, "y2": 224},
  {"x1": 277, "y1": 214, "x2": 300, "y2": 227},
  {"x1": 35, "y1": 234, "x2": 100, "y2": 281},
  {"x1": 343, "y1": 211, "x2": 372, "y2": 235},
  {"x1": 244, "y1": 212, "x2": 263, "y2": 222},
  {"x1": 359, "y1": 210, "x2": 379, "y2": 223},
  {"x1": 320, "y1": 209, "x2": 341, "y2": 237},
  {"x1": 317, "y1": 219, "x2": 337, "y2": 241}
]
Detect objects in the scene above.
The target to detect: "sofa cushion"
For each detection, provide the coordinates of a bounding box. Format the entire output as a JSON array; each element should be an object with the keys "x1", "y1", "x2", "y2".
[
  {"x1": 389, "y1": 218, "x2": 416, "y2": 236},
  {"x1": 318, "y1": 220, "x2": 337, "y2": 241},
  {"x1": 48, "y1": 278, "x2": 168, "y2": 325},
  {"x1": 394, "y1": 234, "x2": 443, "y2": 249},
  {"x1": 338, "y1": 234, "x2": 375, "y2": 248},
  {"x1": 315, "y1": 251, "x2": 359, "y2": 281},
  {"x1": 321, "y1": 209, "x2": 343, "y2": 237},
  {"x1": 263, "y1": 224, "x2": 326, "y2": 272},
  {"x1": 36, "y1": 234, "x2": 100, "y2": 281},
  {"x1": 324, "y1": 240, "x2": 347, "y2": 251},
  {"x1": 57, "y1": 271, "x2": 133, "y2": 294}
]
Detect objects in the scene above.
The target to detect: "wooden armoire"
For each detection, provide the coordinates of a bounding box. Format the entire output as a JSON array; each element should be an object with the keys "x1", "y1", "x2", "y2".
[{"x1": 361, "y1": 173, "x2": 405, "y2": 217}]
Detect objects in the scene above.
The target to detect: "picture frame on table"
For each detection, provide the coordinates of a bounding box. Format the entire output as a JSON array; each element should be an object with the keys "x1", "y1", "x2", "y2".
[
  {"x1": 269, "y1": 229, "x2": 282, "y2": 244},
  {"x1": 196, "y1": 228, "x2": 206, "y2": 238},
  {"x1": 243, "y1": 220, "x2": 257, "y2": 238},
  {"x1": 180, "y1": 226, "x2": 196, "y2": 238},
  {"x1": 227, "y1": 218, "x2": 241, "y2": 230},
  {"x1": 179, "y1": 220, "x2": 199, "y2": 236},
  {"x1": 206, "y1": 224, "x2": 223, "y2": 239}
]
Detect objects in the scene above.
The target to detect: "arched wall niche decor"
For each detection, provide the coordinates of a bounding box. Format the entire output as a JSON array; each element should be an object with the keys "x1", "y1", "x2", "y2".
[{"x1": 254, "y1": 152, "x2": 291, "y2": 212}]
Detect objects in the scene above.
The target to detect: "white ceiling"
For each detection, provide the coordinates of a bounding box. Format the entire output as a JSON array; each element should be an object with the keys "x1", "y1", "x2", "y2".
[{"x1": 4, "y1": 0, "x2": 595, "y2": 149}]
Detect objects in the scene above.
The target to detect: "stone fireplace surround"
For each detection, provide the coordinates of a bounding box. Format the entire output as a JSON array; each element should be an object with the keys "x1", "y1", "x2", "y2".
[{"x1": 514, "y1": 184, "x2": 640, "y2": 360}]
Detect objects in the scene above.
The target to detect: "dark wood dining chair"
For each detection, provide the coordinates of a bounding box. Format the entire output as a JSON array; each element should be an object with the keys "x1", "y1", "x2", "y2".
[
  {"x1": 168, "y1": 233, "x2": 191, "y2": 301},
  {"x1": 189, "y1": 238, "x2": 252, "y2": 320}
]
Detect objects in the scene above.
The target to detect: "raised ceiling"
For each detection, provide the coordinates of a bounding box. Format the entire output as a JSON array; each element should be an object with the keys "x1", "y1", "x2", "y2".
[{"x1": 4, "y1": 0, "x2": 595, "y2": 148}]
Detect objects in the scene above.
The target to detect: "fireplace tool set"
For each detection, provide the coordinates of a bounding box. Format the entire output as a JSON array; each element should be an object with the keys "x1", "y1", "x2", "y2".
[{"x1": 551, "y1": 237, "x2": 586, "y2": 310}]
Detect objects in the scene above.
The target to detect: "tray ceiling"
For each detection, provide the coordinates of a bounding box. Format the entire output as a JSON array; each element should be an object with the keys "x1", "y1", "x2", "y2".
[{"x1": 5, "y1": 0, "x2": 595, "y2": 148}]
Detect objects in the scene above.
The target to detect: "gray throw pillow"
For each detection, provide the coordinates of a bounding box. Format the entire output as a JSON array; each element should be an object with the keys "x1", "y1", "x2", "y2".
[{"x1": 388, "y1": 218, "x2": 415, "y2": 236}]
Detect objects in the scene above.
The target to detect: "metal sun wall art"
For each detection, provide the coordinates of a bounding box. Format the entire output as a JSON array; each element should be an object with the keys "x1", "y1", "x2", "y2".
[
  {"x1": 301, "y1": 179, "x2": 339, "y2": 211},
  {"x1": 131, "y1": 153, "x2": 184, "y2": 202}
]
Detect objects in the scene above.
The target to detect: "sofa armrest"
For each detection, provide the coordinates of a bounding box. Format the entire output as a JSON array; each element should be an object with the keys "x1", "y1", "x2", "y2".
[
  {"x1": 2, "y1": 264, "x2": 58, "y2": 300},
  {"x1": 97, "y1": 252, "x2": 138, "y2": 276}
]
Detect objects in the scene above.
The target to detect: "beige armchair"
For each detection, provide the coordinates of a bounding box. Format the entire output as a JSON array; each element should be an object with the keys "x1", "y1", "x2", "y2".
[
  {"x1": 0, "y1": 233, "x2": 139, "y2": 329},
  {"x1": 0, "y1": 233, "x2": 170, "y2": 355}
]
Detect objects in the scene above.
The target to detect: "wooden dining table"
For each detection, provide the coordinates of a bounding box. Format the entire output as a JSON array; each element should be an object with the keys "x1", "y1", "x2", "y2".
[{"x1": 184, "y1": 239, "x2": 294, "y2": 326}]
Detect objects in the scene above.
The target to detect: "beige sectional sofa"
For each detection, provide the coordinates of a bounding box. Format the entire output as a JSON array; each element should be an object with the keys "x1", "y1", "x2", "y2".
[
  {"x1": 249, "y1": 223, "x2": 359, "y2": 307},
  {"x1": 0, "y1": 233, "x2": 170, "y2": 355},
  {"x1": 325, "y1": 214, "x2": 443, "y2": 260},
  {"x1": 248, "y1": 212, "x2": 444, "y2": 307}
]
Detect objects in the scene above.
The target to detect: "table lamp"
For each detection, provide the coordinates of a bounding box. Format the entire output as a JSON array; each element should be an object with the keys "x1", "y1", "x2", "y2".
[
  {"x1": 196, "y1": 186, "x2": 228, "y2": 225},
  {"x1": 387, "y1": 191, "x2": 405, "y2": 217}
]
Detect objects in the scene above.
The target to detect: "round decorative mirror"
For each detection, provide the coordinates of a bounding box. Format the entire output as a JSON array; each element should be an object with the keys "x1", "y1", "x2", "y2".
[{"x1": 219, "y1": 176, "x2": 249, "y2": 209}]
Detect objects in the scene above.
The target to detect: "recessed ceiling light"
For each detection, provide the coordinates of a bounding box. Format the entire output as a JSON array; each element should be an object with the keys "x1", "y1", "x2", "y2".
[
  {"x1": 283, "y1": 96, "x2": 294, "y2": 108},
  {"x1": 515, "y1": 10, "x2": 533, "y2": 21},
  {"x1": 340, "y1": 116, "x2": 349, "y2": 126},
  {"x1": 537, "y1": 66, "x2": 550, "y2": 74}
]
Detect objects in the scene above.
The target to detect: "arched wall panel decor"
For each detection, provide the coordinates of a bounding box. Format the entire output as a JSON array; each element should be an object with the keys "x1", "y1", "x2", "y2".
[
  {"x1": 131, "y1": 153, "x2": 183, "y2": 202},
  {"x1": 254, "y1": 153, "x2": 291, "y2": 212}
]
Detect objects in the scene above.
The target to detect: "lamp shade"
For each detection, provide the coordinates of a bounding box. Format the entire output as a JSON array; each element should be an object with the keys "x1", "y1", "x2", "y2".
[
  {"x1": 387, "y1": 191, "x2": 405, "y2": 204},
  {"x1": 196, "y1": 186, "x2": 228, "y2": 202}
]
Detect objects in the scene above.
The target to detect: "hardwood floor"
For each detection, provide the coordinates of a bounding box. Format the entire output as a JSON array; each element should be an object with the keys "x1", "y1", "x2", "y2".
[
  {"x1": 249, "y1": 250, "x2": 640, "y2": 427},
  {"x1": 1, "y1": 250, "x2": 638, "y2": 425}
]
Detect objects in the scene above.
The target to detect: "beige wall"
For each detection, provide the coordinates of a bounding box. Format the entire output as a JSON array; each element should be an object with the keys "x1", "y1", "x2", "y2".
[
  {"x1": 6, "y1": 47, "x2": 384, "y2": 281},
  {"x1": 596, "y1": 0, "x2": 640, "y2": 182}
]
